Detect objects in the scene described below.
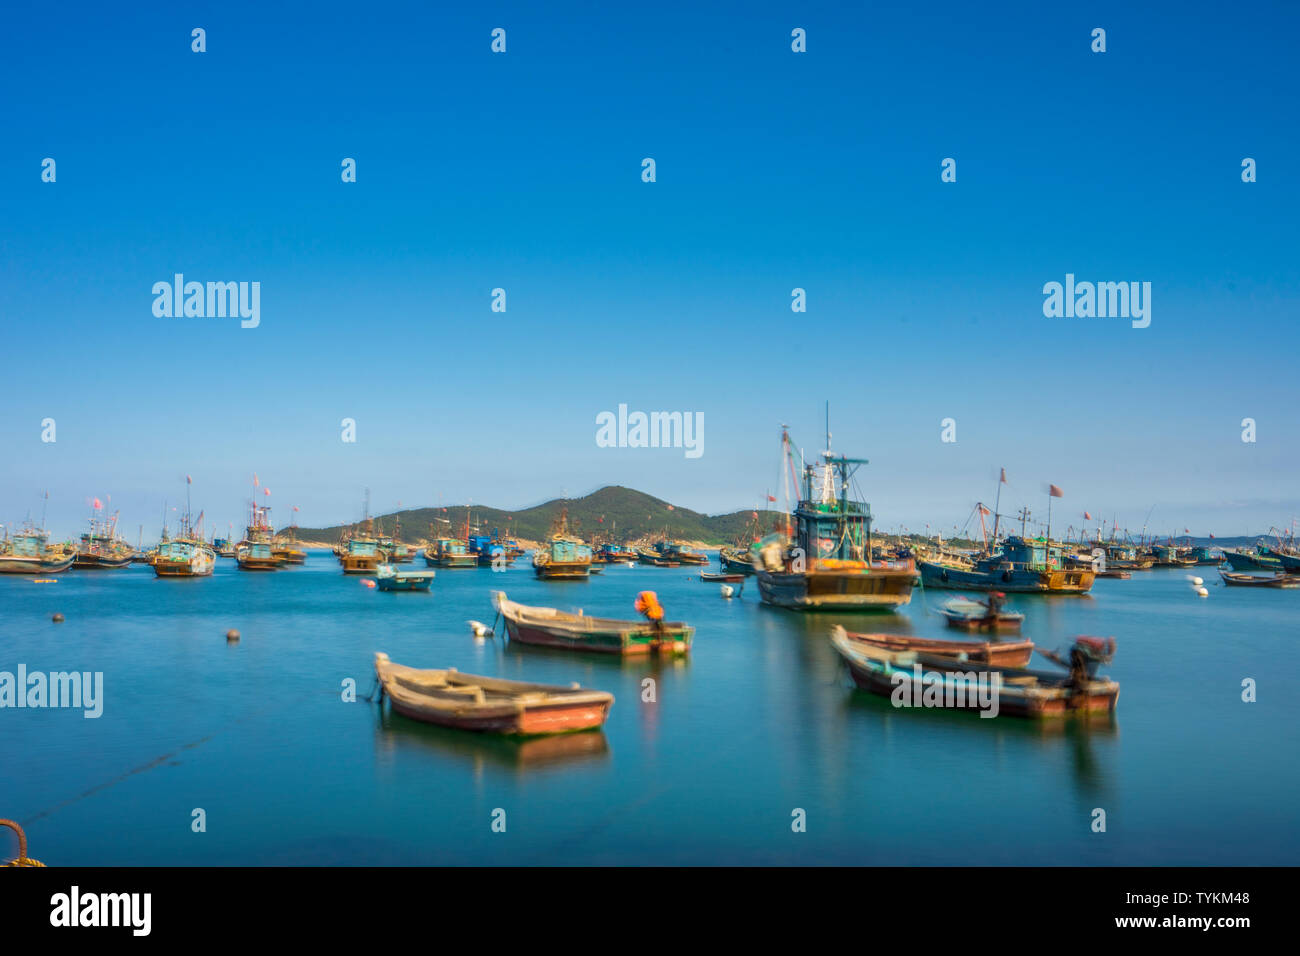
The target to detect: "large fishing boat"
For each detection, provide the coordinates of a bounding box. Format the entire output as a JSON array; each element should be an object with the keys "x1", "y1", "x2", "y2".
[
  {"x1": 425, "y1": 537, "x2": 476, "y2": 568},
  {"x1": 236, "y1": 501, "x2": 285, "y2": 571},
  {"x1": 533, "y1": 509, "x2": 593, "y2": 579},
  {"x1": 719, "y1": 545, "x2": 756, "y2": 574},
  {"x1": 153, "y1": 500, "x2": 215, "y2": 578},
  {"x1": 1223, "y1": 546, "x2": 1282, "y2": 573},
  {"x1": 72, "y1": 510, "x2": 133, "y2": 569},
  {"x1": 752, "y1": 425, "x2": 918, "y2": 612},
  {"x1": 919, "y1": 535, "x2": 1094, "y2": 593},
  {"x1": 340, "y1": 534, "x2": 384, "y2": 574},
  {"x1": 153, "y1": 536, "x2": 217, "y2": 577},
  {"x1": 0, "y1": 527, "x2": 76, "y2": 574}
]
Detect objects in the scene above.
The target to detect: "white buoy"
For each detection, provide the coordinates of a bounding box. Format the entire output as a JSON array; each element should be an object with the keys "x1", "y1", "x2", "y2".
[
  {"x1": 467, "y1": 620, "x2": 493, "y2": 637},
  {"x1": 720, "y1": 584, "x2": 735, "y2": 599},
  {"x1": 1195, "y1": 586, "x2": 1209, "y2": 597},
  {"x1": 1186, "y1": 575, "x2": 1204, "y2": 587}
]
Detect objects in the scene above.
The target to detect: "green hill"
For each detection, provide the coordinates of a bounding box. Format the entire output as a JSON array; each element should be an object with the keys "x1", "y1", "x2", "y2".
[{"x1": 291, "y1": 486, "x2": 785, "y2": 546}]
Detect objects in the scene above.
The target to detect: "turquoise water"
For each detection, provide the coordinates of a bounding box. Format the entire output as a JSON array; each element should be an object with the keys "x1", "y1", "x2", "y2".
[{"x1": 2, "y1": 554, "x2": 1297, "y2": 865}]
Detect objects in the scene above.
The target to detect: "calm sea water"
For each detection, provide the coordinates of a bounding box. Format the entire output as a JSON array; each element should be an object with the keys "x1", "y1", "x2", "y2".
[{"x1": 3, "y1": 553, "x2": 1297, "y2": 865}]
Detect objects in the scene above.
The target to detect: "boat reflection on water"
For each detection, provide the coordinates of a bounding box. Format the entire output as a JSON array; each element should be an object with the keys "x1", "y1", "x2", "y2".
[{"x1": 373, "y1": 707, "x2": 611, "y2": 773}]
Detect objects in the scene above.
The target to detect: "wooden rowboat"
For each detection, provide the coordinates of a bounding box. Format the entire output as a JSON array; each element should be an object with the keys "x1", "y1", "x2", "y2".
[
  {"x1": 700, "y1": 571, "x2": 745, "y2": 582},
  {"x1": 374, "y1": 653, "x2": 613, "y2": 735},
  {"x1": 829, "y1": 630, "x2": 1120, "y2": 719},
  {"x1": 493, "y1": 591, "x2": 692, "y2": 656},
  {"x1": 835, "y1": 626, "x2": 1034, "y2": 667},
  {"x1": 1219, "y1": 570, "x2": 1300, "y2": 588}
]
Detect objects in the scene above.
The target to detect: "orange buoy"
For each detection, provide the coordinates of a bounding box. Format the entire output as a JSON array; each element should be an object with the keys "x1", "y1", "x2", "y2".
[
  {"x1": 226, "y1": 629, "x2": 240, "y2": 642},
  {"x1": 362, "y1": 579, "x2": 376, "y2": 588},
  {"x1": 52, "y1": 613, "x2": 64, "y2": 623}
]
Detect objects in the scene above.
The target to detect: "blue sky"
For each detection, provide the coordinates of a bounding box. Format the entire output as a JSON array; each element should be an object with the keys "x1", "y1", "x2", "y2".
[{"x1": 2, "y1": 1, "x2": 1297, "y2": 540}]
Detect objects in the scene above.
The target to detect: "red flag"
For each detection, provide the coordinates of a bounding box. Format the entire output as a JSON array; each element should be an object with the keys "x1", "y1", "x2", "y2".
[
  {"x1": 293, "y1": 506, "x2": 300, "y2": 512},
  {"x1": 667, "y1": 505, "x2": 674, "y2": 511},
  {"x1": 999, "y1": 468, "x2": 1007, "y2": 484},
  {"x1": 1049, "y1": 485, "x2": 1064, "y2": 498},
  {"x1": 1209, "y1": 533, "x2": 1215, "y2": 539},
  {"x1": 1184, "y1": 528, "x2": 1190, "y2": 534},
  {"x1": 766, "y1": 495, "x2": 777, "y2": 502},
  {"x1": 751, "y1": 511, "x2": 759, "y2": 519},
  {"x1": 1084, "y1": 511, "x2": 1092, "y2": 520},
  {"x1": 978, "y1": 505, "x2": 990, "y2": 516},
  {"x1": 186, "y1": 475, "x2": 192, "y2": 484},
  {"x1": 264, "y1": 488, "x2": 271, "y2": 496},
  {"x1": 253, "y1": 474, "x2": 259, "y2": 487},
  {"x1": 92, "y1": 497, "x2": 102, "y2": 510}
]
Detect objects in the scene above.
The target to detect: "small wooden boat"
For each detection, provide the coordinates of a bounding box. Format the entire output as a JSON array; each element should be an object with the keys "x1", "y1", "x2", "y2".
[
  {"x1": 494, "y1": 591, "x2": 692, "y2": 656},
  {"x1": 935, "y1": 595, "x2": 1024, "y2": 632},
  {"x1": 834, "y1": 626, "x2": 1034, "y2": 667},
  {"x1": 374, "y1": 653, "x2": 613, "y2": 735},
  {"x1": 375, "y1": 565, "x2": 434, "y2": 591},
  {"x1": 1219, "y1": 570, "x2": 1300, "y2": 588},
  {"x1": 701, "y1": 571, "x2": 745, "y2": 582},
  {"x1": 1095, "y1": 569, "x2": 1131, "y2": 579},
  {"x1": 829, "y1": 629, "x2": 1120, "y2": 718},
  {"x1": 341, "y1": 536, "x2": 384, "y2": 574}
]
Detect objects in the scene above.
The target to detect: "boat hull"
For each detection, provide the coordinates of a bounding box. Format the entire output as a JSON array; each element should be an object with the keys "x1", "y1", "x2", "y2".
[
  {"x1": 919, "y1": 561, "x2": 1094, "y2": 593},
  {"x1": 71, "y1": 552, "x2": 133, "y2": 569},
  {"x1": 756, "y1": 566, "x2": 917, "y2": 611},
  {"x1": 0, "y1": 554, "x2": 76, "y2": 574}
]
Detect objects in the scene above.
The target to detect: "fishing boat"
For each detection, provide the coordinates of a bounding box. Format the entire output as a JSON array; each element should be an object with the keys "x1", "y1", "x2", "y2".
[
  {"x1": 718, "y1": 545, "x2": 756, "y2": 574},
  {"x1": 340, "y1": 535, "x2": 384, "y2": 574},
  {"x1": 425, "y1": 537, "x2": 476, "y2": 568},
  {"x1": 1187, "y1": 545, "x2": 1225, "y2": 566},
  {"x1": 374, "y1": 653, "x2": 613, "y2": 735},
  {"x1": 752, "y1": 426, "x2": 918, "y2": 612},
  {"x1": 375, "y1": 564, "x2": 435, "y2": 591},
  {"x1": 1103, "y1": 542, "x2": 1154, "y2": 571},
  {"x1": 236, "y1": 501, "x2": 285, "y2": 571},
  {"x1": 153, "y1": 532, "x2": 216, "y2": 577},
  {"x1": 920, "y1": 536, "x2": 1094, "y2": 594},
  {"x1": 834, "y1": 626, "x2": 1034, "y2": 667},
  {"x1": 0, "y1": 528, "x2": 76, "y2": 574},
  {"x1": 635, "y1": 546, "x2": 678, "y2": 567},
  {"x1": 532, "y1": 509, "x2": 593, "y2": 580},
  {"x1": 649, "y1": 540, "x2": 708, "y2": 566},
  {"x1": 596, "y1": 542, "x2": 638, "y2": 563},
  {"x1": 934, "y1": 595, "x2": 1025, "y2": 632},
  {"x1": 1148, "y1": 543, "x2": 1197, "y2": 568},
  {"x1": 494, "y1": 591, "x2": 693, "y2": 655},
  {"x1": 829, "y1": 629, "x2": 1120, "y2": 718},
  {"x1": 1224, "y1": 547, "x2": 1283, "y2": 572},
  {"x1": 71, "y1": 511, "x2": 133, "y2": 569},
  {"x1": 468, "y1": 533, "x2": 510, "y2": 568},
  {"x1": 1219, "y1": 570, "x2": 1300, "y2": 588}
]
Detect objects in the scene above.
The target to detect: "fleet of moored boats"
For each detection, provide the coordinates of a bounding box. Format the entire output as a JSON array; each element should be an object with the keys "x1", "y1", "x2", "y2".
[{"x1": 7, "y1": 424, "x2": 1299, "y2": 736}]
